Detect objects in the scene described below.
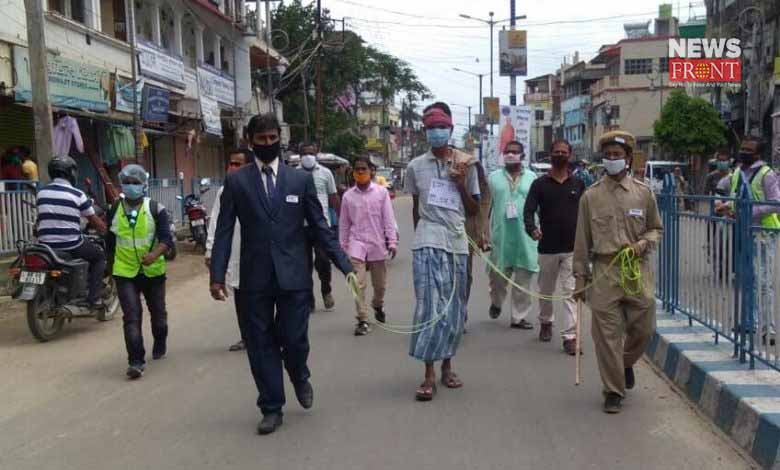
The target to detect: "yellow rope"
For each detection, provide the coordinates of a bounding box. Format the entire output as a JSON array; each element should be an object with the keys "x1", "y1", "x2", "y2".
[
  {"x1": 343, "y1": 233, "x2": 645, "y2": 335},
  {"x1": 346, "y1": 266, "x2": 456, "y2": 335},
  {"x1": 465, "y1": 234, "x2": 644, "y2": 301}
]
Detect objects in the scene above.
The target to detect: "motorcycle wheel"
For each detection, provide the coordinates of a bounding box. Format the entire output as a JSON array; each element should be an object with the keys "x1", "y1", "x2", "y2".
[
  {"x1": 195, "y1": 227, "x2": 207, "y2": 254},
  {"x1": 26, "y1": 283, "x2": 65, "y2": 342},
  {"x1": 97, "y1": 276, "x2": 120, "y2": 321}
]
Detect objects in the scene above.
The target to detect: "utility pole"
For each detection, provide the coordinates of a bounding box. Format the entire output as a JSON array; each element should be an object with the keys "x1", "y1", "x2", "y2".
[
  {"x1": 509, "y1": 0, "x2": 517, "y2": 106},
  {"x1": 301, "y1": 72, "x2": 310, "y2": 141},
  {"x1": 125, "y1": 0, "x2": 143, "y2": 160},
  {"x1": 315, "y1": 0, "x2": 323, "y2": 144},
  {"x1": 23, "y1": 0, "x2": 54, "y2": 179},
  {"x1": 265, "y1": 0, "x2": 274, "y2": 114},
  {"x1": 489, "y1": 11, "x2": 494, "y2": 101}
]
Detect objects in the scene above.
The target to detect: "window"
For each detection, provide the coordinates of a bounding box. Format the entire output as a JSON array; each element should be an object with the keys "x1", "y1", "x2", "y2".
[
  {"x1": 624, "y1": 58, "x2": 653, "y2": 75},
  {"x1": 535, "y1": 110, "x2": 545, "y2": 121},
  {"x1": 659, "y1": 57, "x2": 669, "y2": 73},
  {"x1": 48, "y1": 0, "x2": 85, "y2": 24},
  {"x1": 611, "y1": 105, "x2": 620, "y2": 119}
]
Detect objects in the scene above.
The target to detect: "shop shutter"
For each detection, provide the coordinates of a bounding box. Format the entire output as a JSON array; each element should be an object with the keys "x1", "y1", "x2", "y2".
[{"x1": 0, "y1": 105, "x2": 35, "y2": 156}]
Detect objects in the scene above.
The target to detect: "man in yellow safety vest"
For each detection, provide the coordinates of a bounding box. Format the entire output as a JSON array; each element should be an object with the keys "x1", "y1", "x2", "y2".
[
  {"x1": 717, "y1": 137, "x2": 780, "y2": 343},
  {"x1": 107, "y1": 164, "x2": 174, "y2": 380}
]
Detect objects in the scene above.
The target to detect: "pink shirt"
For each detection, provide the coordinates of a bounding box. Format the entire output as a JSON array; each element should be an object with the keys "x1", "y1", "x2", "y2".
[{"x1": 339, "y1": 182, "x2": 399, "y2": 262}]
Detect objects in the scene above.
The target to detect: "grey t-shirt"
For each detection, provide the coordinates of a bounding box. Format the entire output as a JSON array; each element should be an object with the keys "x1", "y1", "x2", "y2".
[{"x1": 405, "y1": 151, "x2": 480, "y2": 255}]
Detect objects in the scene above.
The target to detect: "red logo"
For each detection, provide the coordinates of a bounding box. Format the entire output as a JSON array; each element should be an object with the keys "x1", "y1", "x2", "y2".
[{"x1": 669, "y1": 58, "x2": 741, "y2": 83}]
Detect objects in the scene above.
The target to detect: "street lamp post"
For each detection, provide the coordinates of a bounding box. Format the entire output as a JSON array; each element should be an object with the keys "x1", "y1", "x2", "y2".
[
  {"x1": 453, "y1": 68, "x2": 488, "y2": 162},
  {"x1": 459, "y1": 11, "x2": 527, "y2": 100}
]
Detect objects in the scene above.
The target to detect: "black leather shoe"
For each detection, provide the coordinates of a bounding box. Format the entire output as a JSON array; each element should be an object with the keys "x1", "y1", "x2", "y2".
[
  {"x1": 489, "y1": 305, "x2": 501, "y2": 319},
  {"x1": 603, "y1": 393, "x2": 623, "y2": 414},
  {"x1": 295, "y1": 381, "x2": 314, "y2": 409},
  {"x1": 257, "y1": 413, "x2": 283, "y2": 435},
  {"x1": 152, "y1": 342, "x2": 167, "y2": 360},
  {"x1": 373, "y1": 306, "x2": 386, "y2": 324},
  {"x1": 625, "y1": 367, "x2": 635, "y2": 390}
]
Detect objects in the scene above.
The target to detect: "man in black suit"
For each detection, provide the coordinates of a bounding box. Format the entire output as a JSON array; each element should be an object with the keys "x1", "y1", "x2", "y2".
[{"x1": 210, "y1": 113, "x2": 354, "y2": 435}]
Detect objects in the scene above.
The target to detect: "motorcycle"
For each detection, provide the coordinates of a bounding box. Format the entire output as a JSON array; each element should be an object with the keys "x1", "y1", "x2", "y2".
[
  {"x1": 177, "y1": 179, "x2": 211, "y2": 253},
  {"x1": 8, "y1": 197, "x2": 120, "y2": 342}
]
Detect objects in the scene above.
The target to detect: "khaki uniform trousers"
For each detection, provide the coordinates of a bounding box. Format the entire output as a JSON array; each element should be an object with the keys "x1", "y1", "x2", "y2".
[
  {"x1": 589, "y1": 258, "x2": 656, "y2": 397},
  {"x1": 351, "y1": 258, "x2": 387, "y2": 322}
]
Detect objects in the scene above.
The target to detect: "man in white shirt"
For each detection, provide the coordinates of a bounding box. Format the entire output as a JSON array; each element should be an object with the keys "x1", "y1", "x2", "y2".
[
  {"x1": 206, "y1": 149, "x2": 249, "y2": 351},
  {"x1": 300, "y1": 142, "x2": 340, "y2": 311}
]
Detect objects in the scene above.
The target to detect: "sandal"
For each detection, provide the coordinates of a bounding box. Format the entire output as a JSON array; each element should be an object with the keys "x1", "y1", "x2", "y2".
[
  {"x1": 441, "y1": 372, "x2": 463, "y2": 389},
  {"x1": 415, "y1": 381, "x2": 437, "y2": 401}
]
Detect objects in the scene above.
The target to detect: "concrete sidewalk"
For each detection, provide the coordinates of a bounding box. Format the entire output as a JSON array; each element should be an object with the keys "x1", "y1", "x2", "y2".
[{"x1": 647, "y1": 307, "x2": 780, "y2": 469}]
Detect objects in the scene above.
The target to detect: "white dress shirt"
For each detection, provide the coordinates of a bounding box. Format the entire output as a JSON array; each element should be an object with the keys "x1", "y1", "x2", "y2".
[
  {"x1": 256, "y1": 157, "x2": 279, "y2": 194},
  {"x1": 206, "y1": 186, "x2": 241, "y2": 289}
]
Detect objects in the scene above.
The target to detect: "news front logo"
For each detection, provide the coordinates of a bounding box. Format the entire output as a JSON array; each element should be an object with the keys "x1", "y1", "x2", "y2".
[{"x1": 668, "y1": 38, "x2": 742, "y2": 87}]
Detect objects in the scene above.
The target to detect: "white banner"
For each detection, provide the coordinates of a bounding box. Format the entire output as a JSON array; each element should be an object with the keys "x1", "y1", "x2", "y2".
[
  {"x1": 197, "y1": 65, "x2": 235, "y2": 107},
  {"x1": 137, "y1": 40, "x2": 185, "y2": 88},
  {"x1": 201, "y1": 96, "x2": 222, "y2": 135},
  {"x1": 482, "y1": 135, "x2": 500, "y2": 175}
]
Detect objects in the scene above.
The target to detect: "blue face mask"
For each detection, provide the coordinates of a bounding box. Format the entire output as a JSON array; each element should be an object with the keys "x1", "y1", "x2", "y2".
[
  {"x1": 122, "y1": 184, "x2": 146, "y2": 200},
  {"x1": 426, "y1": 128, "x2": 451, "y2": 148},
  {"x1": 716, "y1": 161, "x2": 730, "y2": 171}
]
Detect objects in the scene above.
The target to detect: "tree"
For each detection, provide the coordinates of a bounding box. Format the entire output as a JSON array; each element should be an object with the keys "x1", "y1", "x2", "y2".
[
  {"x1": 269, "y1": 0, "x2": 431, "y2": 158},
  {"x1": 653, "y1": 90, "x2": 728, "y2": 160}
]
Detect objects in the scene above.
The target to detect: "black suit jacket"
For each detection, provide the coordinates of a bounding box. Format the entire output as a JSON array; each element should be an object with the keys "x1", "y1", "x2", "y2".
[{"x1": 210, "y1": 161, "x2": 353, "y2": 293}]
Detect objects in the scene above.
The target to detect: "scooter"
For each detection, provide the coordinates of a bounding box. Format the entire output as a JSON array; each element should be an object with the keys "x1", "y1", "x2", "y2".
[
  {"x1": 178, "y1": 180, "x2": 211, "y2": 253},
  {"x1": 8, "y1": 197, "x2": 120, "y2": 342}
]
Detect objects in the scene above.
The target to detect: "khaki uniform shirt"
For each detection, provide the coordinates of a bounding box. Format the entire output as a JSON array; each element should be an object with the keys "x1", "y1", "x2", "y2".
[{"x1": 573, "y1": 174, "x2": 663, "y2": 278}]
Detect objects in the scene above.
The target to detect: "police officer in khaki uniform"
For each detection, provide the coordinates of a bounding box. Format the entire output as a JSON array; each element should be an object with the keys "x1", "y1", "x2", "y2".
[{"x1": 573, "y1": 130, "x2": 663, "y2": 414}]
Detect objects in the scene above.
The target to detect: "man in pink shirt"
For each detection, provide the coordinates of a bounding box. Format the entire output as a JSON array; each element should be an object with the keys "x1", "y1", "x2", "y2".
[{"x1": 340, "y1": 156, "x2": 399, "y2": 336}]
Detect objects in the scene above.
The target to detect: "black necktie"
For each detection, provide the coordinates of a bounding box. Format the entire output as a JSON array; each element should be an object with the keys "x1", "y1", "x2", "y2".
[{"x1": 262, "y1": 166, "x2": 276, "y2": 203}]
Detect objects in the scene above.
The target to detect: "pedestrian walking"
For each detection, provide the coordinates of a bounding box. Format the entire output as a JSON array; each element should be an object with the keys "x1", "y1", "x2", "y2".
[
  {"x1": 339, "y1": 156, "x2": 398, "y2": 336},
  {"x1": 523, "y1": 139, "x2": 585, "y2": 354},
  {"x1": 718, "y1": 137, "x2": 780, "y2": 343},
  {"x1": 573, "y1": 130, "x2": 663, "y2": 414},
  {"x1": 404, "y1": 102, "x2": 480, "y2": 401},
  {"x1": 300, "y1": 142, "x2": 340, "y2": 311},
  {"x1": 107, "y1": 164, "x2": 174, "y2": 380},
  {"x1": 486, "y1": 141, "x2": 538, "y2": 330},
  {"x1": 209, "y1": 113, "x2": 353, "y2": 435},
  {"x1": 206, "y1": 149, "x2": 250, "y2": 352}
]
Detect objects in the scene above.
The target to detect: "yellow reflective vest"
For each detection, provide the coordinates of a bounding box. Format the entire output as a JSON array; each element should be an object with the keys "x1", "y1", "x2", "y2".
[{"x1": 110, "y1": 198, "x2": 166, "y2": 278}]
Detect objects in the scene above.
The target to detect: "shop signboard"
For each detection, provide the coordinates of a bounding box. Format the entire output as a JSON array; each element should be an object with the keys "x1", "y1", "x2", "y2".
[
  {"x1": 483, "y1": 97, "x2": 500, "y2": 124},
  {"x1": 201, "y1": 96, "x2": 222, "y2": 135},
  {"x1": 115, "y1": 76, "x2": 144, "y2": 113},
  {"x1": 137, "y1": 39, "x2": 185, "y2": 89},
  {"x1": 142, "y1": 85, "x2": 170, "y2": 123},
  {"x1": 13, "y1": 46, "x2": 109, "y2": 112},
  {"x1": 197, "y1": 64, "x2": 235, "y2": 107}
]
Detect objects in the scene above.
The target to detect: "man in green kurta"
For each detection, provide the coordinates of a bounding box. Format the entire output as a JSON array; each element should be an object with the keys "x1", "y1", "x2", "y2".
[{"x1": 486, "y1": 141, "x2": 539, "y2": 329}]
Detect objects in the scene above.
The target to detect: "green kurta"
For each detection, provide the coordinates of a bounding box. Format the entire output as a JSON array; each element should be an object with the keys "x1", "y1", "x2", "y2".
[{"x1": 487, "y1": 168, "x2": 539, "y2": 272}]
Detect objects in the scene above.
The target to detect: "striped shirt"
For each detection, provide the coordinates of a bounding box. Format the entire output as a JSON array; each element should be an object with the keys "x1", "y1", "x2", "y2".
[{"x1": 36, "y1": 178, "x2": 95, "y2": 250}]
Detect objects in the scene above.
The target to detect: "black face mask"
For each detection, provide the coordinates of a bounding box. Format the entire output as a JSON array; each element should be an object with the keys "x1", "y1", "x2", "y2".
[
  {"x1": 254, "y1": 141, "x2": 280, "y2": 163},
  {"x1": 551, "y1": 155, "x2": 569, "y2": 169},
  {"x1": 738, "y1": 152, "x2": 756, "y2": 166}
]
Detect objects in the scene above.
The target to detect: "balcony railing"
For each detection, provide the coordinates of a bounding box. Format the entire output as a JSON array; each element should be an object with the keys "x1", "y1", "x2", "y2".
[
  {"x1": 523, "y1": 92, "x2": 551, "y2": 103},
  {"x1": 592, "y1": 76, "x2": 620, "y2": 94}
]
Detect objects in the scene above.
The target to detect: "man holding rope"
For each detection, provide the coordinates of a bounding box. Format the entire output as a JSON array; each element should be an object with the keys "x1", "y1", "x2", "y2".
[
  {"x1": 405, "y1": 102, "x2": 480, "y2": 401},
  {"x1": 573, "y1": 130, "x2": 663, "y2": 414}
]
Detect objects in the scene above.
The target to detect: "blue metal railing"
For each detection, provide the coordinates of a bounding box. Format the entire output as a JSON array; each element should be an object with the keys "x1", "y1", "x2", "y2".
[{"x1": 657, "y1": 173, "x2": 780, "y2": 371}]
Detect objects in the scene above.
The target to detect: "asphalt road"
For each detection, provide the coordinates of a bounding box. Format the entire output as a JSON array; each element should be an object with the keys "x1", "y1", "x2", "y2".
[{"x1": 0, "y1": 196, "x2": 756, "y2": 470}]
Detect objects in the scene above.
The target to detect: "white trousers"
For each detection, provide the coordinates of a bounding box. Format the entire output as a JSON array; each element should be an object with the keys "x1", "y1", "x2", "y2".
[
  {"x1": 489, "y1": 267, "x2": 534, "y2": 324},
  {"x1": 537, "y1": 252, "x2": 577, "y2": 340}
]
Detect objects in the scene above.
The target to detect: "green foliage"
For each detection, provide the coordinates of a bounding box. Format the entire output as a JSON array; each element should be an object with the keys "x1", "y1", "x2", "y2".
[
  {"x1": 270, "y1": 0, "x2": 431, "y2": 157},
  {"x1": 653, "y1": 90, "x2": 727, "y2": 159}
]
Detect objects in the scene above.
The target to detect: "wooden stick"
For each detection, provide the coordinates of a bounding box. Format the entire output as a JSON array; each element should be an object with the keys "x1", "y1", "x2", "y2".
[{"x1": 576, "y1": 298, "x2": 583, "y2": 386}]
